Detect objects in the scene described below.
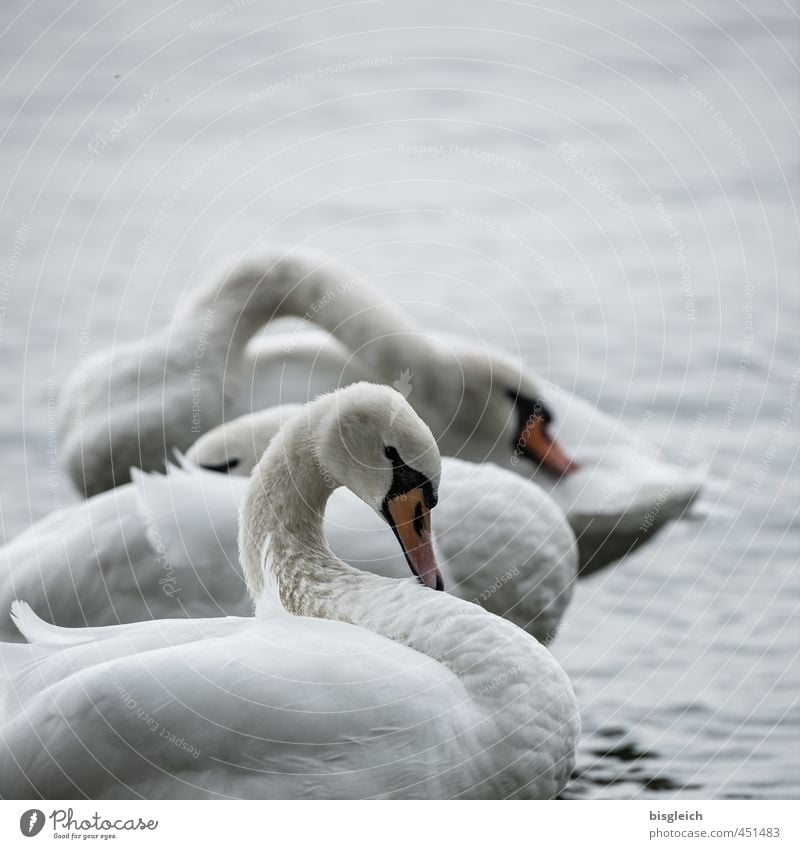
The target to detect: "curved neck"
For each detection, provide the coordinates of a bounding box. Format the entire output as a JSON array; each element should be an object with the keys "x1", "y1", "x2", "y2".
[
  {"x1": 237, "y1": 412, "x2": 340, "y2": 606},
  {"x1": 179, "y1": 251, "x2": 437, "y2": 374},
  {"x1": 238, "y1": 407, "x2": 543, "y2": 703}
]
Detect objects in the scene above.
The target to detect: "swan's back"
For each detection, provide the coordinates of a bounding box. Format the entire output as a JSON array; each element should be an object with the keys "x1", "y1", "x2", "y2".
[
  {"x1": 58, "y1": 325, "x2": 232, "y2": 496},
  {"x1": 0, "y1": 467, "x2": 252, "y2": 641},
  {"x1": 0, "y1": 487, "x2": 160, "y2": 640},
  {"x1": 0, "y1": 610, "x2": 485, "y2": 799},
  {"x1": 434, "y1": 459, "x2": 577, "y2": 641}
]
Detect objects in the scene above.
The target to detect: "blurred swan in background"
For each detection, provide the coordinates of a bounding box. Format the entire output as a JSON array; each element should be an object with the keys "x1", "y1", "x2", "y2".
[
  {"x1": 1, "y1": 384, "x2": 579, "y2": 799},
  {"x1": 58, "y1": 247, "x2": 702, "y2": 570}
]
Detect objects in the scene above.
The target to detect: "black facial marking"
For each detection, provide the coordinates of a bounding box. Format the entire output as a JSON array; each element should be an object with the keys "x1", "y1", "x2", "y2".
[
  {"x1": 379, "y1": 443, "x2": 438, "y2": 579},
  {"x1": 382, "y1": 445, "x2": 438, "y2": 509},
  {"x1": 506, "y1": 389, "x2": 557, "y2": 460},
  {"x1": 506, "y1": 388, "x2": 554, "y2": 430},
  {"x1": 199, "y1": 457, "x2": 240, "y2": 474}
]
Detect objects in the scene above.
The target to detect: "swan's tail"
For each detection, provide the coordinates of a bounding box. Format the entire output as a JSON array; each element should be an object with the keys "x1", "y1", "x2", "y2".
[
  {"x1": 10, "y1": 601, "x2": 94, "y2": 646},
  {"x1": 9, "y1": 600, "x2": 171, "y2": 646}
]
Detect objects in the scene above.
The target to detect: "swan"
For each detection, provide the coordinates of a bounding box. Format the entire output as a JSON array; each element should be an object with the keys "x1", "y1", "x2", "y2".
[
  {"x1": 1, "y1": 383, "x2": 580, "y2": 799},
  {"x1": 57, "y1": 247, "x2": 578, "y2": 497},
  {"x1": 187, "y1": 405, "x2": 577, "y2": 641},
  {"x1": 59, "y1": 246, "x2": 701, "y2": 570},
  {"x1": 1, "y1": 419, "x2": 575, "y2": 646}
]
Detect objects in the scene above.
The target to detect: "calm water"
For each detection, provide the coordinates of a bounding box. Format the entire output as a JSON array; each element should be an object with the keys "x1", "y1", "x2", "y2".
[{"x1": 0, "y1": 0, "x2": 797, "y2": 798}]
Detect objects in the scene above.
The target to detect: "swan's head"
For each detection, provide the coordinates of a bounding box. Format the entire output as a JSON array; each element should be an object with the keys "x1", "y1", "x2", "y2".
[
  {"x1": 453, "y1": 344, "x2": 577, "y2": 476},
  {"x1": 312, "y1": 383, "x2": 443, "y2": 590},
  {"x1": 186, "y1": 404, "x2": 304, "y2": 476}
]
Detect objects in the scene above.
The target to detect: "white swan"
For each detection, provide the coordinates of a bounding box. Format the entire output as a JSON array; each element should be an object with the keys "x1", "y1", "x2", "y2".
[
  {"x1": 187, "y1": 405, "x2": 576, "y2": 640},
  {"x1": 59, "y1": 246, "x2": 701, "y2": 570},
  {"x1": 1, "y1": 384, "x2": 580, "y2": 799},
  {"x1": 55, "y1": 247, "x2": 577, "y2": 497},
  {"x1": 1, "y1": 421, "x2": 576, "y2": 645}
]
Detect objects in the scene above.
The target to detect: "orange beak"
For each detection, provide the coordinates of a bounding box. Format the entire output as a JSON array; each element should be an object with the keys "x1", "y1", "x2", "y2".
[
  {"x1": 384, "y1": 487, "x2": 444, "y2": 591},
  {"x1": 519, "y1": 413, "x2": 578, "y2": 476}
]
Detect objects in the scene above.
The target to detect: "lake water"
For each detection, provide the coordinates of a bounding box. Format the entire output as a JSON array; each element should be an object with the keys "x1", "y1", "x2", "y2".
[{"x1": 0, "y1": 0, "x2": 797, "y2": 799}]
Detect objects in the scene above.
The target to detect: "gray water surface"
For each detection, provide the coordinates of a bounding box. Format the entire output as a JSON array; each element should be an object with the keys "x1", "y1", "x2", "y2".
[{"x1": 0, "y1": 0, "x2": 797, "y2": 799}]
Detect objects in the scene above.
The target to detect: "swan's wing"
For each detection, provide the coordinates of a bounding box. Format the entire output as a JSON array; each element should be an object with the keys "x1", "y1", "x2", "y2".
[
  {"x1": 0, "y1": 466, "x2": 251, "y2": 641},
  {"x1": 0, "y1": 487, "x2": 172, "y2": 640},
  {"x1": 540, "y1": 384, "x2": 703, "y2": 514},
  {"x1": 0, "y1": 613, "x2": 465, "y2": 800},
  {"x1": 130, "y1": 464, "x2": 251, "y2": 617},
  {"x1": 239, "y1": 329, "x2": 374, "y2": 412},
  {"x1": 434, "y1": 460, "x2": 576, "y2": 642},
  {"x1": 524, "y1": 383, "x2": 702, "y2": 574}
]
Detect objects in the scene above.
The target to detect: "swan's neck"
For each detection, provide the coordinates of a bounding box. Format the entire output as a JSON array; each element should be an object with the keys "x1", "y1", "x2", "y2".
[
  {"x1": 238, "y1": 416, "x2": 340, "y2": 605},
  {"x1": 239, "y1": 413, "x2": 545, "y2": 699},
  {"x1": 180, "y1": 251, "x2": 438, "y2": 374}
]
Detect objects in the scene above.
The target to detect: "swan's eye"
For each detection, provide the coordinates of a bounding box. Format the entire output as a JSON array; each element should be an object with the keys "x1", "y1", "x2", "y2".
[
  {"x1": 200, "y1": 458, "x2": 240, "y2": 474},
  {"x1": 384, "y1": 446, "x2": 401, "y2": 463}
]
